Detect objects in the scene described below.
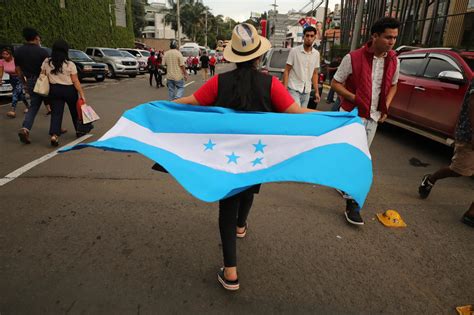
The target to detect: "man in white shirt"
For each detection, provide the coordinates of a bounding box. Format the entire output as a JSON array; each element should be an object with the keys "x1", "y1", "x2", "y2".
[{"x1": 282, "y1": 26, "x2": 321, "y2": 107}]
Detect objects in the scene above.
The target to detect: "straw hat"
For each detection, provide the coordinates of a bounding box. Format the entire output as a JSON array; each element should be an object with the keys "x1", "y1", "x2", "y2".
[
  {"x1": 223, "y1": 23, "x2": 272, "y2": 63},
  {"x1": 376, "y1": 210, "x2": 407, "y2": 228}
]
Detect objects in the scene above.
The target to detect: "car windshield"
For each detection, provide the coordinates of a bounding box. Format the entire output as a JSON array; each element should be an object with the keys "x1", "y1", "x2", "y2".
[
  {"x1": 269, "y1": 50, "x2": 290, "y2": 69},
  {"x1": 69, "y1": 50, "x2": 92, "y2": 62},
  {"x1": 102, "y1": 49, "x2": 123, "y2": 57},
  {"x1": 120, "y1": 51, "x2": 135, "y2": 58},
  {"x1": 140, "y1": 50, "x2": 150, "y2": 57},
  {"x1": 461, "y1": 55, "x2": 474, "y2": 72}
]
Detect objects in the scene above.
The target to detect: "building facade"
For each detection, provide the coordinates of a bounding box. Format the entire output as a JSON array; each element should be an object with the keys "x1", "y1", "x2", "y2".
[{"x1": 142, "y1": 3, "x2": 175, "y2": 39}]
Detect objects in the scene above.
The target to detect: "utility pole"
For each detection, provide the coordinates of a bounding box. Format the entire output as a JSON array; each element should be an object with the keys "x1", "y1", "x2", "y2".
[
  {"x1": 350, "y1": 0, "x2": 364, "y2": 51},
  {"x1": 205, "y1": 10, "x2": 208, "y2": 48},
  {"x1": 270, "y1": 0, "x2": 278, "y2": 46},
  {"x1": 177, "y1": 0, "x2": 182, "y2": 47},
  {"x1": 321, "y1": 0, "x2": 329, "y2": 56}
]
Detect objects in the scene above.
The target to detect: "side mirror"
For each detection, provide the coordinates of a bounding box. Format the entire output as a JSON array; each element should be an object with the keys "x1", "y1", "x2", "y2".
[
  {"x1": 96, "y1": 52, "x2": 103, "y2": 57},
  {"x1": 438, "y1": 70, "x2": 464, "y2": 85}
]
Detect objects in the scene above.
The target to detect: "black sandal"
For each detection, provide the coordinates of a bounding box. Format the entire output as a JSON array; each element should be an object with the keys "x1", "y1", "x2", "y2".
[{"x1": 217, "y1": 267, "x2": 239, "y2": 291}]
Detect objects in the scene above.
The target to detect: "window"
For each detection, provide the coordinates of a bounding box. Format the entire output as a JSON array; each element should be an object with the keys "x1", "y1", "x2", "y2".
[
  {"x1": 94, "y1": 49, "x2": 102, "y2": 57},
  {"x1": 399, "y1": 58, "x2": 425, "y2": 76},
  {"x1": 423, "y1": 58, "x2": 458, "y2": 79},
  {"x1": 85, "y1": 48, "x2": 93, "y2": 55}
]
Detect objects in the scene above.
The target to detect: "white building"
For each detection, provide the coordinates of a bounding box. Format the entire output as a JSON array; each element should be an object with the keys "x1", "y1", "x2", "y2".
[{"x1": 142, "y1": 3, "x2": 175, "y2": 39}]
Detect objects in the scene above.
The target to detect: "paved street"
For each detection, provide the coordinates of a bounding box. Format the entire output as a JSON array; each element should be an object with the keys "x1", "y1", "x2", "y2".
[{"x1": 0, "y1": 64, "x2": 472, "y2": 314}]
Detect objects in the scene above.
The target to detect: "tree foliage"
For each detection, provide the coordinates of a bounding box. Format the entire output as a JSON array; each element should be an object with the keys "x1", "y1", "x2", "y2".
[
  {"x1": 132, "y1": 0, "x2": 146, "y2": 37},
  {"x1": 0, "y1": 0, "x2": 134, "y2": 50},
  {"x1": 160, "y1": 0, "x2": 239, "y2": 49}
]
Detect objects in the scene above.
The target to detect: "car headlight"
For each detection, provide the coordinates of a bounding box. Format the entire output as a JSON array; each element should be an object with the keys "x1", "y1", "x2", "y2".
[
  {"x1": 83, "y1": 65, "x2": 92, "y2": 71},
  {"x1": 115, "y1": 63, "x2": 123, "y2": 68}
]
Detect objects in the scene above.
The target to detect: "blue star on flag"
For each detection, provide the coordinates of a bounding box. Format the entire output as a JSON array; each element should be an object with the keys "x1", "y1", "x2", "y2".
[
  {"x1": 253, "y1": 139, "x2": 267, "y2": 153},
  {"x1": 204, "y1": 139, "x2": 216, "y2": 151},
  {"x1": 251, "y1": 157, "x2": 263, "y2": 167},
  {"x1": 226, "y1": 152, "x2": 240, "y2": 164}
]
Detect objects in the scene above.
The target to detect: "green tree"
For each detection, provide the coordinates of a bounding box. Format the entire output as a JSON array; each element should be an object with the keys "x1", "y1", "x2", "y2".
[{"x1": 132, "y1": 0, "x2": 146, "y2": 37}]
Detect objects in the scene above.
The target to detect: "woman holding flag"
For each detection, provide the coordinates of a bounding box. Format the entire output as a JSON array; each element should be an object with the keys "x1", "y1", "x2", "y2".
[{"x1": 176, "y1": 23, "x2": 315, "y2": 291}]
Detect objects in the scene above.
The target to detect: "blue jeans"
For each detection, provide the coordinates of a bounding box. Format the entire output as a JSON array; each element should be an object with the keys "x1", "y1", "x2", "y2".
[
  {"x1": 10, "y1": 76, "x2": 29, "y2": 110},
  {"x1": 326, "y1": 88, "x2": 336, "y2": 103},
  {"x1": 167, "y1": 79, "x2": 184, "y2": 100},
  {"x1": 22, "y1": 76, "x2": 44, "y2": 131},
  {"x1": 288, "y1": 87, "x2": 310, "y2": 108}
]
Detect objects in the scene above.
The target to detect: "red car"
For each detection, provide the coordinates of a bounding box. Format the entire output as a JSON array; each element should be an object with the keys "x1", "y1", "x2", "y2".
[{"x1": 388, "y1": 48, "x2": 474, "y2": 145}]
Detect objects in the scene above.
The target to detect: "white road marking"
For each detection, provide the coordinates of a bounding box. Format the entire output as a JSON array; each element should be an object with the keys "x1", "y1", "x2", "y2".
[
  {"x1": 184, "y1": 81, "x2": 195, "y2": 87},
  {"x1": 0, "y1": 134, "x2": 93, "y2": 187}
]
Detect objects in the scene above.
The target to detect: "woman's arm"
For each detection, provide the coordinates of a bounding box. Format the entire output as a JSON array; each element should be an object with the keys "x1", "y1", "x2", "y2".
[
  {"x1": 174, "y1": 95, "x2": 200, "y2": 105},
  {"x1": 0, "y1": 65, "x2": 4, "y2": 86},
  {"x1": 71, "y1": 73, "x2": 86, "y2": 101},
  {"x1": 284, "y1": 102, "x2": 318, "y2": 113}
]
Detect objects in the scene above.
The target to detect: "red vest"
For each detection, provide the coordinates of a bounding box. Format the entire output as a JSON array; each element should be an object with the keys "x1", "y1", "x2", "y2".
[{"x1": 340, "y1": 41, "x2": 398, "y2": 119}]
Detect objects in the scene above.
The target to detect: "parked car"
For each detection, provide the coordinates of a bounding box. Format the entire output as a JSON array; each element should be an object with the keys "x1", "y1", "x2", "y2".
[
  {"x1": 68, "y1": 49, "x2": 107, "y2": 82},
  {"x1": 85, "y1": 47, "x2": 138, "y2": 79},
  {"x1": 260, "y1": 48, "x2": 290, "y2": 80},
  {"x1": 118, "y1": 48, "x2": 148, "y2": 74},
  {"x1": 0, "y1": 72, "x2": 13, "y2": 97},
  {"x1": 388, "y1": 48, "x2": 474, "y2": 145}
]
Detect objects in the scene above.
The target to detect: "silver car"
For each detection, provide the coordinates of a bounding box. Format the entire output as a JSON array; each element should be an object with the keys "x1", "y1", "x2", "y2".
[
  {"x1": 0, "y1": 72, "x2": 13, "y2": 97},
  {"x1": 85, "y1": 47, "x2": 138, "y2": 79}
]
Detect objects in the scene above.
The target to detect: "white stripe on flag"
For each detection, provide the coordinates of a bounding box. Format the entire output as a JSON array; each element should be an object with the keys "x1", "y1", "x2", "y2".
[{"x1": 99, "y1": 117, "x2": 370, "y2": 174}]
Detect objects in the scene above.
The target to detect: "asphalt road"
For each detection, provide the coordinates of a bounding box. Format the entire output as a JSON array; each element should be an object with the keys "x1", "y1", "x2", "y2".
[{"x1": 0, "y1": 64, "x2": 473, "y2": 314}]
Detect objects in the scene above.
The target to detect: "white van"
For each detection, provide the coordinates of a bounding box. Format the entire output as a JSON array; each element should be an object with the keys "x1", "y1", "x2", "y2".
[{"x1": 179, "y1": 43, "x2": 199, "y2": 57}]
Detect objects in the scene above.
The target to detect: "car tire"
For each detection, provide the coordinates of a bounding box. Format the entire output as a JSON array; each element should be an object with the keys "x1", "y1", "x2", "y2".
[
  {"x1": 128, "y1": 74, "x2": 136, "y2": 78},
  {"x1": 106, "y1": 65, "x2": 116, "y2": 79},
  {"x1": 95, "y1": 76, "x2": 105, "y2": 82}
]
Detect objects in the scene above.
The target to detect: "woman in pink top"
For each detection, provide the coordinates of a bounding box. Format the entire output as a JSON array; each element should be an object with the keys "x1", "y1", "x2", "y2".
[{"x1": 0, "y1": 47, "x2": 29, "y2": 118}]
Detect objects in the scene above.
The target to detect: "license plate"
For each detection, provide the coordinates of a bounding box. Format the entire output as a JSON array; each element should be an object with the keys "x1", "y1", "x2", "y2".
[
  {"x1": 96, "y1": 75, "x2": 103, "y2": 79},
  {"x1": 140, "y1": 67, "x2": 145, "y2": 71}
]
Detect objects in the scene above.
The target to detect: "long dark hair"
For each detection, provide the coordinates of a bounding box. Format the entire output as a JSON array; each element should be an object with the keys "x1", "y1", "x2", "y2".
[
  {"x1": 49, "y1": 39, "x2": 69, "y2": 75},
  {"x1": 232, "y1": 57, "x2": 260, "y2": 110}
]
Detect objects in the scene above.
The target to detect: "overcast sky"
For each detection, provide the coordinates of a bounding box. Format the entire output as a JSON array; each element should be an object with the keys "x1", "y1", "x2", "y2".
[{"x1": 149, "y1": 0, "x2": 340, "y2": 22}]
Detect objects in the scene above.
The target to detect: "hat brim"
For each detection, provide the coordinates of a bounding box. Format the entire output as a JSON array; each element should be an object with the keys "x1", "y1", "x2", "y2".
[
  {"x1": 223, "y1": 36, "x2": 272, "y2": 63},
  {"x1": 376, "y1": 213, "x2": 407, "y2": 228}
]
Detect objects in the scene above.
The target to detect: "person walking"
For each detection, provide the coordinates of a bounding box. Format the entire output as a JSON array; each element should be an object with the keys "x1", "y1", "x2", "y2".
[
  {"x1": 147, "y1": 51, "x2": 159, "y2": 87},
  {"x1": 162, "y1": 40, "x2": 187, "y2": 100},
  {"x1": 282, "y1": 26, "x2": 321, "y2": 107},
  {"x1": 331, "y1": 17, "x2": 401, "y2": 225},
  {"x1": 14, "y1": 27, "x2": 49, "y2": 144},
  {"x1": 41, "y1": 39, "x2": 86, "y2": 146},
  {"x1": 209, "y1": 54, "x2": 216, "y2": 76},
  {"x1": 175, "y1": 23, "x2": 316, "y2": 291},
  {"x1": 326, "y1": 55, "x2": 342, "y2": 104},
  {"x1": 418, "y1": 79, "x2": 474, "y2": 227},
  {"x1": 192, "y1": 55, "x2": 199, "y2": 75},
  {"x1": 200, "y1": 51, "x2": 209, "y2": 81},
  {"x1": 0, "y1": 47, "x2": 30, "y2": 118}
]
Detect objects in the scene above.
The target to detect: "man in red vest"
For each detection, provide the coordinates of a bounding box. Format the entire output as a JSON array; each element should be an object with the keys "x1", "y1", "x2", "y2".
[{"x1": 331, "y1": 17, "x2": 401, "y2": 225}]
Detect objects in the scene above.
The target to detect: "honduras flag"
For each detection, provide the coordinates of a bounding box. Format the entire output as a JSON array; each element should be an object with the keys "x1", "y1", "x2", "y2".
[{"x1": 62, "y1": 101, "x2": 373, "y2": 206}]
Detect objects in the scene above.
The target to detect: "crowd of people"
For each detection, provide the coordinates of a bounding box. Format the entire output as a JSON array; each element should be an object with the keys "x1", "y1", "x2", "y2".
[{"x1": 1, "y1": 27, "x2": 86, "y2": 146}]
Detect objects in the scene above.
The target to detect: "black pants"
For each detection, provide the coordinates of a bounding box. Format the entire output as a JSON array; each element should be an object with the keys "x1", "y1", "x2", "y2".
[
  {"x1": 149, "y1": 69, "x2": 158, "y2": 86},
  {"x1": 49, "y1": 84, "x2": 78, "y2": 136},
  {"x1": 219, "y1": 188, "x2": 254, "y2": 267},
  {"x1": 209, "y1": 65, "x2": 215, "y2": 76}
]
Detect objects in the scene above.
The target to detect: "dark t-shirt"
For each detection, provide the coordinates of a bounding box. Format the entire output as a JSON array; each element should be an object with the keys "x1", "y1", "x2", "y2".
[
  {"x1": 200, "y1": 55, "x2": 209, "y2": 68},
  {"x1": 14, "y1": 43, "x2": 49, "y2": 77}
]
